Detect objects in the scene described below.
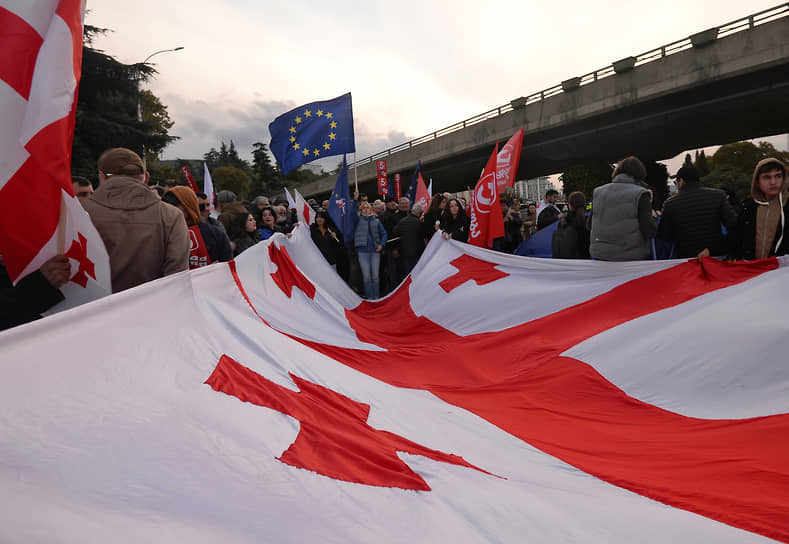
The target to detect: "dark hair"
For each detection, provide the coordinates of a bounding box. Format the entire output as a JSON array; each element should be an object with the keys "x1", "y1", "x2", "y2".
[
  {"x1": 545, "y1": 189, "x2": 559, "y2": 197},
  {"x1": 613, "y1": 156, "x2": 647, "y2": 181},
  {"x1": 427, "y1": 193, "x2": 445, "y2": 216},
  {"x1": 440, "y1": 198, "x2": 466, "y2": 226},
  {"x1": 567, "y1": 191, "x2": 587, "y2": 228},
  {"x1": 72, "y1": 176, "x2": 91, "y2": 187},
  {"x1": 755, "y1": 158, "x2": 787, "y2": 179},
  {"x1": 196, "y1": 191, "x2": 207, "y2": 199},
  {"x1": 228, "y1": 212, "x2": 255, "y2": 241}
]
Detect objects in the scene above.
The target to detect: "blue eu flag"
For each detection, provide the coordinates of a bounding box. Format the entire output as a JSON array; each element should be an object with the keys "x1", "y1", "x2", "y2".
[
  {"x1": 269, "y1": 93, "x2": 355, "y2": 175},
  {"x1": 404, "y1": 160, "x2": 421, "y2": 208},
  {"x1": 327, "y1": 156, "x2": 358, "y2": 244}
]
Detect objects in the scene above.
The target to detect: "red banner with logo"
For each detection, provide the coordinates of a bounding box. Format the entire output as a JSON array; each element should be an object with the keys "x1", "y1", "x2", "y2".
[
  {"x1": 181, "y1": 165, "x2": 199, "y2": 192},
  {"x1": 188, "y1": 225, "x2": 212, "y2": 269},
  {"x1": 376, "y1": 160, "x2": 388, "y2": 195},
  {"x1": 469, "y1": 144, "x2": 504, "y2": 249},
  {"x1": 496, "y1": 129, "x2": 524, "y2": 192},
  {"x1": 394, "y1": 174, "x2": 402, "y2": 200}
]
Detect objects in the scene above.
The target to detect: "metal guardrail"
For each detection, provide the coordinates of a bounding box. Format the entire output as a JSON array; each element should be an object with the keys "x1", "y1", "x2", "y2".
[{"x1": 346, "y1": 3, "x2": 789, "y2": 171}]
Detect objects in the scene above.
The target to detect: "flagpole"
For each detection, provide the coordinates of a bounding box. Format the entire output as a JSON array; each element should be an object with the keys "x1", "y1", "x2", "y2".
[{"x1": 352, "y1": 152, "x2": 359, "y2": 195}]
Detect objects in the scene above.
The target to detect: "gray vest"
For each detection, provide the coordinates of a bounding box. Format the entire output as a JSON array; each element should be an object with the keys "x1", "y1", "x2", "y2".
[{"x1": 590, "y1": 175, "x2": 650, "y2": 261}]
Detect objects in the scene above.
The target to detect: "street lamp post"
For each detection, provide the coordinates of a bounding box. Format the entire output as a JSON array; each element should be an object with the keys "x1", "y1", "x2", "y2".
[{"x1": 137, "y1": 47, "x2": 184, "y2": 169}]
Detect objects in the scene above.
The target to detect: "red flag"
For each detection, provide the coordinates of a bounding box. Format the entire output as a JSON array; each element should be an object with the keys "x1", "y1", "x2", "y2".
[
  {"x1": 0, "y1": 1, "x2": 111, "y2": 308},
  {"x1": 496, "y1": 129, "x2": 524, "y2": 192},
  {"x1": 414, "y1": 172, "x2": 430, "y2": 211},
  {"x1": 180, "y1": 165, "x2": 199, "y2": 192},
  {"x1": 469, "y1": 145, "x2": 504, "y2": 248},
  {"x1": 376, "y1": 160, "x2": 388, "y2": 196},
  {"x1": 394, "y1": 173, "x2": 402, "y2": 200}
]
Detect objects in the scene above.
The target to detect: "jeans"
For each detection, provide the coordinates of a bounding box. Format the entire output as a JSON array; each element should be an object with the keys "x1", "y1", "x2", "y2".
[{"x1": 357, "y1": 251, "x2": 381, "y2": 299}]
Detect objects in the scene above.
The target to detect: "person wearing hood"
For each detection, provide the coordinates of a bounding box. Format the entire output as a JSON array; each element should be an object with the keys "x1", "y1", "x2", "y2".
[
  {"x1": 83, "y1": 148, "x2": 189, "y2": 292},
  {"x1": 730, "y1": 158, "x2": 788, "y2": 260},
  {"x1": 162, "y1": 187, "x2": 232, "y2": 268},
  {"x1": 588, "y1": 156, "x2": 657, "y2": 261}
]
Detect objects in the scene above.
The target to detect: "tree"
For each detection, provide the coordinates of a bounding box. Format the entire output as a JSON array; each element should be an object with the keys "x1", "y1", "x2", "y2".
[
  {"x1": 682, "y1": 153, "x2": 693, "y2": 168},
  {"x1": 139, "y1": 90, "x2": 176, "y2": 165},
  {"x1": 212, "y1": 165, "x2": 250, "y2": 197},
  {"x1": 250, "y1": 142, "x2": 280, "y2": 196},
  {"x1": 694, "y1": 150, "x2": 710, "y2": 176},
  {"x1": 559, "y1": 160, "x2": 613, "y2": 198},
  {"x1": 71, "y1": 25, "x2": 177, "y2": 182},
  {"x1": 703, "y1": 141, "x2": 789, "y2": 202}
]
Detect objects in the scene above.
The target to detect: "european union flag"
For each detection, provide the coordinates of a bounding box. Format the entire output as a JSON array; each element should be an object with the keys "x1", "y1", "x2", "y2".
[
  {"x1": 404, "y1": 161, "x2": 421, "y2": 208},
  {"x1": 269, "y1": 93, "x2": 355, "y2": 175},
  {"x1": 327, "y1": 156, "x2": 358, "y2": 244}
]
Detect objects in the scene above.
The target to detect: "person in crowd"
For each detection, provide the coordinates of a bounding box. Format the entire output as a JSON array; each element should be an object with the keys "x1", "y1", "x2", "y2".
[
  {"x1": 393, "y1": 204, "x2": 425, "y2": 278},
  {"x1": 730, "y1": 157, "x2": 788, "y2": 260},
  {"x1": 83, "y1": 148, "x2": 189, "y2": 292},
  {"x1": 257, "y1": 206, "x2": 278, "y2": 240},
  {"x1": 322, "y1": 199, "x2": 330, "y2": 211},
  {"x1": 522, "y1": 203, "x2": 537, "y2": 239},
  {"x1": 310, "y1": 211, "x2": 344, "y2": 271},
  {"x1": 253, "y1": 196, "x2": 270, "y2": 212},
  {"x1": 228, "y1": 212, "x2": 259, "y2": 257},
  {"x1": 422, "y1": 193, "x2": 446, "y2": 240},
  {"x1": 657, "y1": 165, "x2": 737, "y2": 259},
  {"x1": 440, "y1": 197, "x2": 470, "y2": 242},
  {"x1": 0, "y1": 253, "x2": 70, "y2": 331},
  {"x1": 372, "y1": 199, "x2": 385, "y2": 217},
  {"x1": 537, "y1": 188, "x2": 561, "y2": 218},
  {"x1": 494, "y1": 197, "x2": 523, "y2": 253},
  {"x1": 383, "y1": 196, "x2": 398, "y2": 216},
  {"x1": 459, "y1": 196, "x2": 468, "y2": 210},
  {"x1": 588, "y1": 156, "x2": 657, "y2": 261},
  {"x1": 218, "y1": 201, "x2": 249, "y2": 235},
  {"x1": 358, "y1": 193, "x2": 369, "y2": 206},
  {"x1": 163, "y1": 187, "x2": 232, "y2": 267},
  {"x1": 275, "y1": 204, "x2": 294, "y2": 234},
  {"x1": 552, "y1": 191, "x2": 591, "y2": 259},
  {"x1": 214, "y1": 190, "x2": 237, "y2": 217},
  {"x1": 354, "y1": 201, "x2": 387, "y2": 299},
  {"x1": 196, "y1": 191, "x2": 226, "y2": 233},
  {"x1": 71, "y1": 176, "x2": 94, "y2": 202},
  {"x1": 383, "y1": 197, "x2": 411, "y2": 292}
]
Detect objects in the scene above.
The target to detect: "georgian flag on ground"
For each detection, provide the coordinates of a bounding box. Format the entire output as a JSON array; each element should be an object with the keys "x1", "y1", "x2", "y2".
[
  {"x1": 0, "y1": 0, "x2": 111, "y2": 309},
  {"x1": 1, "y1": 225, "x2": 787, "y2": 543}
]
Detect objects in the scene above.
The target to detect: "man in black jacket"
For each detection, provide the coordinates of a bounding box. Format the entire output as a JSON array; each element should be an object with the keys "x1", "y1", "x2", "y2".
[
  {"x1": 392, "y1": 204, "x2": 425, "y2": 282},
  {"x1": 658, "y1": 165, "x2": 737, "y2": 259}
]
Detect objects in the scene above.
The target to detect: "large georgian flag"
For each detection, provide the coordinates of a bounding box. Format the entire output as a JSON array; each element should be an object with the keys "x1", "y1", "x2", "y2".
[
  {"x1": 0, "y1": 0, "x2": 110, "y2": 309},
  {"x1": 0, "y1": 225, "x2": 787, "y2": 543}
]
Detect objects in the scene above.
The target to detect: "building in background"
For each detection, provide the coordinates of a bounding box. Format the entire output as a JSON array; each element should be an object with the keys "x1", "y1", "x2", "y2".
[{"x1": 514, "y1": 177, "x2": 558, "y2": 204}]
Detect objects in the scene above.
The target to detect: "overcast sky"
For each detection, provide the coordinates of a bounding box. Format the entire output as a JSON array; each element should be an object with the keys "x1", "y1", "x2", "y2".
[{"x1": 87, "y1": 0, "x2": 787, "y2": 175}]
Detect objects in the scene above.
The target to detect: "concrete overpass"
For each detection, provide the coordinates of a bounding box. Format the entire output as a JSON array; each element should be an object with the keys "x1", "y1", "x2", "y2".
[{"x1": 299, "y1": 4, "x2": 789, "y2": 199}]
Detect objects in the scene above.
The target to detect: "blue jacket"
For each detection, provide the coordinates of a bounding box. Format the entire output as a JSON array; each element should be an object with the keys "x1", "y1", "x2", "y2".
[{"x1": 354, "y1": 215, "x2": 387, "y2": 253}]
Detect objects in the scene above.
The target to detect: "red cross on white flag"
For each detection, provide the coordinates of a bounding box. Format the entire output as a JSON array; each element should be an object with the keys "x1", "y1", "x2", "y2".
[{"x1": 0, "y1": 0, "x2": 110, "y2": 310}]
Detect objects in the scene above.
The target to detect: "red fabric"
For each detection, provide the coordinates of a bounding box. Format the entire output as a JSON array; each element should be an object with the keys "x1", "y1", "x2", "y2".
[
  {"x1": 468, "y1": 145, "x2": 504, "y2": 248},
  {"x1": 439, "y1": 254, "x2": 509, "y2": 293},
  {"x1": 187, "y1": 225, "x2": 212, "y2": 269},
  {"x1": 206, "y1": 354, "x2": 495, "y2": 490},
  {"x1": 236, "y1": 257, "x2": 789, "y2": 542},
  {"x1": 180, "y1": 165, "x2": 199, "y2": 192},
  {"x1": 414, "y1": 173, "x2": 430, "y2": 210},
  {"x1": 64, "y1": 232, "x2": 95, "y2": 287},
  {"x1": 269, "y1": 244, "x2": 316, "y2": 299},
  {"x1": 394, "y1": 173, "x2": 401, "y2": 200},
  {"x1": 0, "y1": 1, "x2": 83, "y2": 282},
  {"x1": 0, "y1": 7, "x2": 43, "y2": 100},
  {"x1": 495, "y1": 129, "x2": 524, "y2": 192}
]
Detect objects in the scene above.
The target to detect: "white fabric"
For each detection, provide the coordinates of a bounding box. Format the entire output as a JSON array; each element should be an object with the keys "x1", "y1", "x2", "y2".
[
  {"x1": 0, "y1": 225, "x2": 784, "y2": 543},
  {"x1": 203, "y1": 162, "x2": 215, "y2": 214},
  {"x1": 293, "y1": 188, "x2": 316, "y2": 225}
]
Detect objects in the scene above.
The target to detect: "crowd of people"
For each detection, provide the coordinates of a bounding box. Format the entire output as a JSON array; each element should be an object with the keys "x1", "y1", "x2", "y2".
[{"x1": 2, "y1": 147, "x2": 787, "y2": 331}]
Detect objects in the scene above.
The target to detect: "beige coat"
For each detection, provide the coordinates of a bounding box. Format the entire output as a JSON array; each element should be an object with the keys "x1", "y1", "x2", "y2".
[{"x1": 84, "y1": 176, "x2": 189, "y2": 292}]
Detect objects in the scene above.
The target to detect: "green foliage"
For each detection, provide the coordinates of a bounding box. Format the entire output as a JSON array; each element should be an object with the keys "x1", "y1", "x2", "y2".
[
  {"x1": 71, "y1": 26, "x2": 177, "y2": 182},
  {"x1": 559, "y1": 160, "x2": 613, "y2": 198},
  {"x1": 703, "y1": 141, "x2": 789, "y2": 202},
  {"x1": 250, "y1": 142, "x2": 279, "y2": 196},
  {"x1": 694, "y1": 150, "x2": 710, "y2": 176},
  {"x1": 212, "y1": 165, "x2": 250, "y2": 197},
  {"x1": 147, "y1": 163, "x2": 178, "y2": 186}
]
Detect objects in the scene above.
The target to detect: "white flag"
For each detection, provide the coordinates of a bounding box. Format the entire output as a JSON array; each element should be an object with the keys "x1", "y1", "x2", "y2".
[
  {"x1": 293, "y1": 189, "x2": 316, "y2": 225},
  {"x1": 1, "y1": 226, "x2": 787, "y2": 543},
  {"x1": 203, "y1": 162, "x2": 215, "y2": 215}
]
